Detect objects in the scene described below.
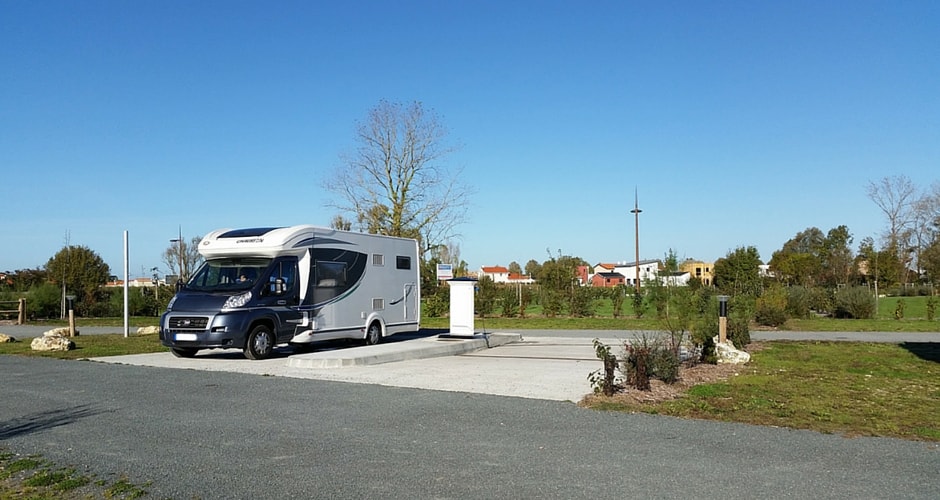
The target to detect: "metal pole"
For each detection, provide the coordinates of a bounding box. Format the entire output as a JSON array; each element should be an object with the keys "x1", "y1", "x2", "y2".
[
  {"x1": 123, "y1": 230, "x2": 129, "y2": 338},
  {"x1": 630, "y1": 188, "x2": 642, "y2": 293}
]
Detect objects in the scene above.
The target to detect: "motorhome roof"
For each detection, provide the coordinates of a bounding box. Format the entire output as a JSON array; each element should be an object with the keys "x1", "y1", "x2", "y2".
[{"x1": 199, "y1": 225, "x2": 320, "y2": 259}]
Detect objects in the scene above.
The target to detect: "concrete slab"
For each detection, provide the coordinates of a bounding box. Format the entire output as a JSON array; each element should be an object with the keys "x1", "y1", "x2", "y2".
[
  {"x1": 91, "y1": 334, "x2": 611, "y2": 402},
  {"x1": 286, "y1": 332, "x2": 520, "y2": 368}
]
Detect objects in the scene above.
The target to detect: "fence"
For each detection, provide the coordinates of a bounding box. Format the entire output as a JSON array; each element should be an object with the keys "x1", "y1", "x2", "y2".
[{"x1": 0, "y1": 298, "x2": 26, "y2": 324}]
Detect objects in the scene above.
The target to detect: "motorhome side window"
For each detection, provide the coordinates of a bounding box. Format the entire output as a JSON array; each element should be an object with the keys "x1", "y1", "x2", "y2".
[
  {"x1": 316, "y1": 261, "x2": 346, "y2": 287},
  {"x1": 268, "y1": 260, "x2": 298, "y2": 292},
  {"x1": 396, "y1": 256, "x2": 411, "y2": 270}
]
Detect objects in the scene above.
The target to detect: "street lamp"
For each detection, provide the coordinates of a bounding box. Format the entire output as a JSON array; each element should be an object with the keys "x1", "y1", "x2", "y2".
[
  {"x1": 170, "y1": 226, "x2": 185, "y2": 283},
  {"x1": 630, "y1": 188, "x2": 642, "y2": 293}
]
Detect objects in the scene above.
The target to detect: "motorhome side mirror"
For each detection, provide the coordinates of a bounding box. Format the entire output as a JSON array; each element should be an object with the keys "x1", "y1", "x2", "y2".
[{"x1": 271, "y1": 278, "x2": 286, "y2": 296}]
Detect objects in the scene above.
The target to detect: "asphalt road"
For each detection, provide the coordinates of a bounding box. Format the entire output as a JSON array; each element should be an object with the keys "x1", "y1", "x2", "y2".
[{"x1": 2, "y1": 353, "x2": 938, "y2": 498}]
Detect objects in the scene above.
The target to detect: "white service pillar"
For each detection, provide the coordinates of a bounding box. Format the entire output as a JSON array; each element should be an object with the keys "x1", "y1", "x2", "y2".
[{"x1": 447, "y1": 277, "x2": 477, "y2": 337}]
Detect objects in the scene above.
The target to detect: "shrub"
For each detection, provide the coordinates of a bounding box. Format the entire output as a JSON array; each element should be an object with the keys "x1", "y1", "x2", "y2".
[
  {"x1": 27, "y1": 283, "x2": 61, "y2": 319},
  {"x1": 755, "y1": 287, "x2": 788, "y2": 327},
  {"x1": 894, "y1": 299, "x2": 906, "y2": 320},
  {"x1": 833, "y1": 286, "x2": 876, "y2": 319},
  {"x1": 568, "y1": 286, "x2": 596, "y2": 317},
  {"x1": 610, "y1": 285, "x2": 626, "y2": 318},
  {"x1": 651, "y1": 347, "x2": 680, "y2": 384},
  {"x1": 422, "y1": 287, "x2": 449, "y2": 318},
  {"x1": 699, "y1": 335, "x2": 717, "y2": 364},
  {"x1": 631, "y1": 289, "x2": 646, "y2": 318},
  {"x1": 621, "y1": 334, "x2": 681, "y2": 390},
  {"x1": 500, "y1": 287, "x2": 519, "y2": 318},
  {"x1": 518, "y1": 286, "x2": 532, "y2": 318},
  {"x1": 785, "y1": 286, "x2": 812, "y2": 319},
  {"x1": 927, "y1": 296, "x2": 937, "y2": 321},
  {"x1": 728, "y1": 315, "x2": 751, "y2": 349},
  {"x1": 474, "y1": 276, "x2": 497, "y2": 317}
]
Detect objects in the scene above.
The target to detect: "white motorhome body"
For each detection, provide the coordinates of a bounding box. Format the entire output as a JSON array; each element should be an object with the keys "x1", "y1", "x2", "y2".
[{"x1": 160, "y1": 225, "x2": 421, "y2": 359}]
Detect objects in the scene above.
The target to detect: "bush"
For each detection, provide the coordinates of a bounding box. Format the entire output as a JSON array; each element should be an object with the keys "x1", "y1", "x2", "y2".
[
  {"x1": 927, "y1": 296, "x2": 937, "y2": 321},
  {"x1": 500, "y1": 287, "x2": 519, "y2": 318},
  {"x1": 728, "y1": 315, "x2": 751, "y2": 349},
  {"x1": 894, "y1": 299, "x2": 906, "y2": 320},
  {"x1": 755, "y1": 287, "x2": 788, "y2": 327},
  {"x1": 610, "y1": 285, "x2": 626, "y2": 318},
  {"x1": 568, "y1": 286, "x2": 596, "y2": 317},
  {"x1": 621, "y1": 335, "x2": 681, "y2": 390},
  {"x1": 26, "y1": 283, "x2": 61, "y2": 319},
  {"x1": 834, "y1": 286, "x2": 876, "y2": 319},
  {"x1": 422, "y1": 287, "x2": 449, "y2": 318},
  {"x1": 785, "y1": 286, "x2": 812, "y2": 319}
]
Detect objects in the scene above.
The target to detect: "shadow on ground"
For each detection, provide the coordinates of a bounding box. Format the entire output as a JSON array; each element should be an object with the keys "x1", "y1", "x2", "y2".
[{"x1": 899, "y1": 342, "x2": 940, "y2": 363}]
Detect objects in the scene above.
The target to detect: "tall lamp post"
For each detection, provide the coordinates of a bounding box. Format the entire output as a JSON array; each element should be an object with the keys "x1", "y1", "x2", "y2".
[
  {"x1": 630, "y1": 189, "x2": 642, "y2": 293},
  {"x1": 170, "y1": 226, "x2": 185, "y2": 283}
]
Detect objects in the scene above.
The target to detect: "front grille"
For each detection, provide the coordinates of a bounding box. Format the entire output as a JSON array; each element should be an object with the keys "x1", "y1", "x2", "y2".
[{"x1": 167, "y1": 316, "x2": 209, "y2": 330}]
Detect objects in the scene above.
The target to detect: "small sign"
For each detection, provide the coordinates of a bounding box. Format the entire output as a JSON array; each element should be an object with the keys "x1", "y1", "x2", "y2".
[{"x1": 436, "y1": 264, "x2": 453, "y2": 281}]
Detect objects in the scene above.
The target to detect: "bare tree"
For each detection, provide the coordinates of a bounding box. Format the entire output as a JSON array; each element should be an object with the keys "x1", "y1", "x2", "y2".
[
  {"x1": 330, "y1": 214, "x2": 353, "y2": 231},
  {"x1": 866, "y1": 175, "x2": 918, "y2": 284},
  {"x1": 911, "y1": 182, "x2": 940, "y2": 278},
  {"x1": 325, "y1": 100, "x2": 471, "y2": 255},
  {"x1": 162, "y1": 236, "x2": 203, "y2": 282}
]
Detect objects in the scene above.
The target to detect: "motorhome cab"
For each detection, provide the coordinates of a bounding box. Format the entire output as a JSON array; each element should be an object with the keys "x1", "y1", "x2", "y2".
[{"x1": 159, "y1": 225, "x2": 421, "y2": 360}]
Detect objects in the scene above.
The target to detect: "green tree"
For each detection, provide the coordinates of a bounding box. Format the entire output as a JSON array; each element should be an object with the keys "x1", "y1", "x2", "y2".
[
  {"x1": 524, "y1": 259, "x2": 542, "y2": 280},
  {"x1": 507, "y1": 261, "x2": 523, "y2": 275},
  {"x1": 44, "y1": 245, "x2": 111, "y2": 316},
  {"x1": 713, "y1": 246, "x2": 763, "y2": 296},
  {"x1": 819, "y1": 225, "x2": 854, "y2": 286},
  {"x1": 769, "y1": 227, "x2": 824, "y2": 286}
]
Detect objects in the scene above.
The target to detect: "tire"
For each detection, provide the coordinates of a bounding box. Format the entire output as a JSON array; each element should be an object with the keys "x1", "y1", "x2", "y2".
[
  {"x1": 170, "y1": 347, "x2": 199, "y2": 358},
  {"x1": 244, "y1": 324, "x2": 275, "y2": 360},
  {"x1": 364, "y1": 322, "x2": 382, "y2": 346}
]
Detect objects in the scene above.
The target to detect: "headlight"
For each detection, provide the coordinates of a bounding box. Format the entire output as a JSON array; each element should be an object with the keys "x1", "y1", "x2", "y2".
[
  {"x1": 223, "y1": 291, "x2": 252, "y2": 309},
  {"x1": 166, "y1": 296, "x2": 177, "y2": 311}
]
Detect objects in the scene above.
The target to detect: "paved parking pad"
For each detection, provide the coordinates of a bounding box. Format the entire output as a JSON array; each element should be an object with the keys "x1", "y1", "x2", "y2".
[{"x1": 93, "y1": 334, "x2": 616, "y2": 402}]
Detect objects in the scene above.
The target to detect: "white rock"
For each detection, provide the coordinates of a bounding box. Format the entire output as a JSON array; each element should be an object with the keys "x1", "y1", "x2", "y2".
[
  {"x1": 714, "y1": 336, "x2": 750, "y2": 364},
  {"x1": 44, "y1": 327, "x2": 78, "y2": 337},
  {"x1": 137, "y1": 326, "x2": 160, "y2": 335},
  {"x1": 0, "y1": 333, "x2": 15, "y2": 343},
  {"x1": 31, "y1": 334, "x2": 75, "y2": 352}
]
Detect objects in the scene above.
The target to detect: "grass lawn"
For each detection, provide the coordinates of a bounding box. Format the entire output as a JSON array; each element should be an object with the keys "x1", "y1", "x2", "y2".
[
  {"x1": 583, "y1": 341, "x2": 940, "y2": 441},
  {"x1": 0, "y1": 333, "x2": 166, "y2": 359}
]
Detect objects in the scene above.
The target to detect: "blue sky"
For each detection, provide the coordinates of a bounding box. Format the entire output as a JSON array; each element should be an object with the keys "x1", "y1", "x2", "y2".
[{"x1": 2, "y1": 0, "x2": 938, "y2": 278}]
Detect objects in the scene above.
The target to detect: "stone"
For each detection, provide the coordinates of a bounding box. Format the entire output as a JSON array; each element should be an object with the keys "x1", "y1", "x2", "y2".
[
  {"x1": 714, "y1": 336, "x2": 750, "y2": 364},
  {"x1": 31, "y1": 334, "x2": 75, "y2": 352},
  {"x1": 44, "y1": 327, "x2": 78, "y2": 337},
  {"x1": 0, "y1": 333, "x2": 15, "y2": 343},
  {"x1": 137, "y1": 326, "x2": 160, "y2": 335}
]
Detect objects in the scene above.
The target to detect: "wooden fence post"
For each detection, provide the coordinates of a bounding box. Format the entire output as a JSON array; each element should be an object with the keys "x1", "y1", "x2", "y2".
[{"x1": 18, "y1": 298, "x2": 26, "y2": 325}]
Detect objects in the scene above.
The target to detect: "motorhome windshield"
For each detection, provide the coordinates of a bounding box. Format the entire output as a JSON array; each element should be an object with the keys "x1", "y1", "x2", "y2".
[{"x1": 186, "y1": 258, "x2": 272, "y2": 292}]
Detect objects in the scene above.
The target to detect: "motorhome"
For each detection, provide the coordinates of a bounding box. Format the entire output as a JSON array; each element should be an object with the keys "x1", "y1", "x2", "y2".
[{"x1": 159, "y1": 225, "x2": 421, "y2": 360}]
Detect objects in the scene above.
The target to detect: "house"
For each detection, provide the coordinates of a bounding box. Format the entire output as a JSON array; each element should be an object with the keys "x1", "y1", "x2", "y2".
[
  {"x1": 479, "y1": 266, "x2": 535, "y2": 284},
  {"x1": 592, "y1": 272, "x2": 626, "y2": 288},
  {"x1": 480, "y1": 266, "x2": 509, "y2": 283},
  {"x1": 507, "y1": 273, "x2": 536, "y2": 285},
  {"x1": 680, "y1": 259, "x2": 713, "y2": 286},
  {"x1": 105, "y1": 277, "x2": 161, "y2": 288},
  {"x1": 609, "y1": 260, "x2": 660, "y2": 288},
  {"x1": 660, "y1": 271, "x2": 691, "y2": 287}
]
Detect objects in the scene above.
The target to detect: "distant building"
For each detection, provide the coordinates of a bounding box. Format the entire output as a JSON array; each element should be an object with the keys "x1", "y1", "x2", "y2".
[
  {"x1": 591, "y1": 272, "x2": 626, "y2": 288},
  {"x1": 480, "y1": 266, "x2": 534, "y2": 284},
  {"x1": 680, "y1": 259, "x2": 713, "y2": 286},
  {"x1": 601, "y1": 260, "x2": 660, "y2": 288}
]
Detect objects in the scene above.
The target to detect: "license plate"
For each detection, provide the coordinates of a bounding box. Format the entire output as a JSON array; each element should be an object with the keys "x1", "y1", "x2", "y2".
[{"x1": 174, "y1": 333, "x2": 198, "y2": 341}]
